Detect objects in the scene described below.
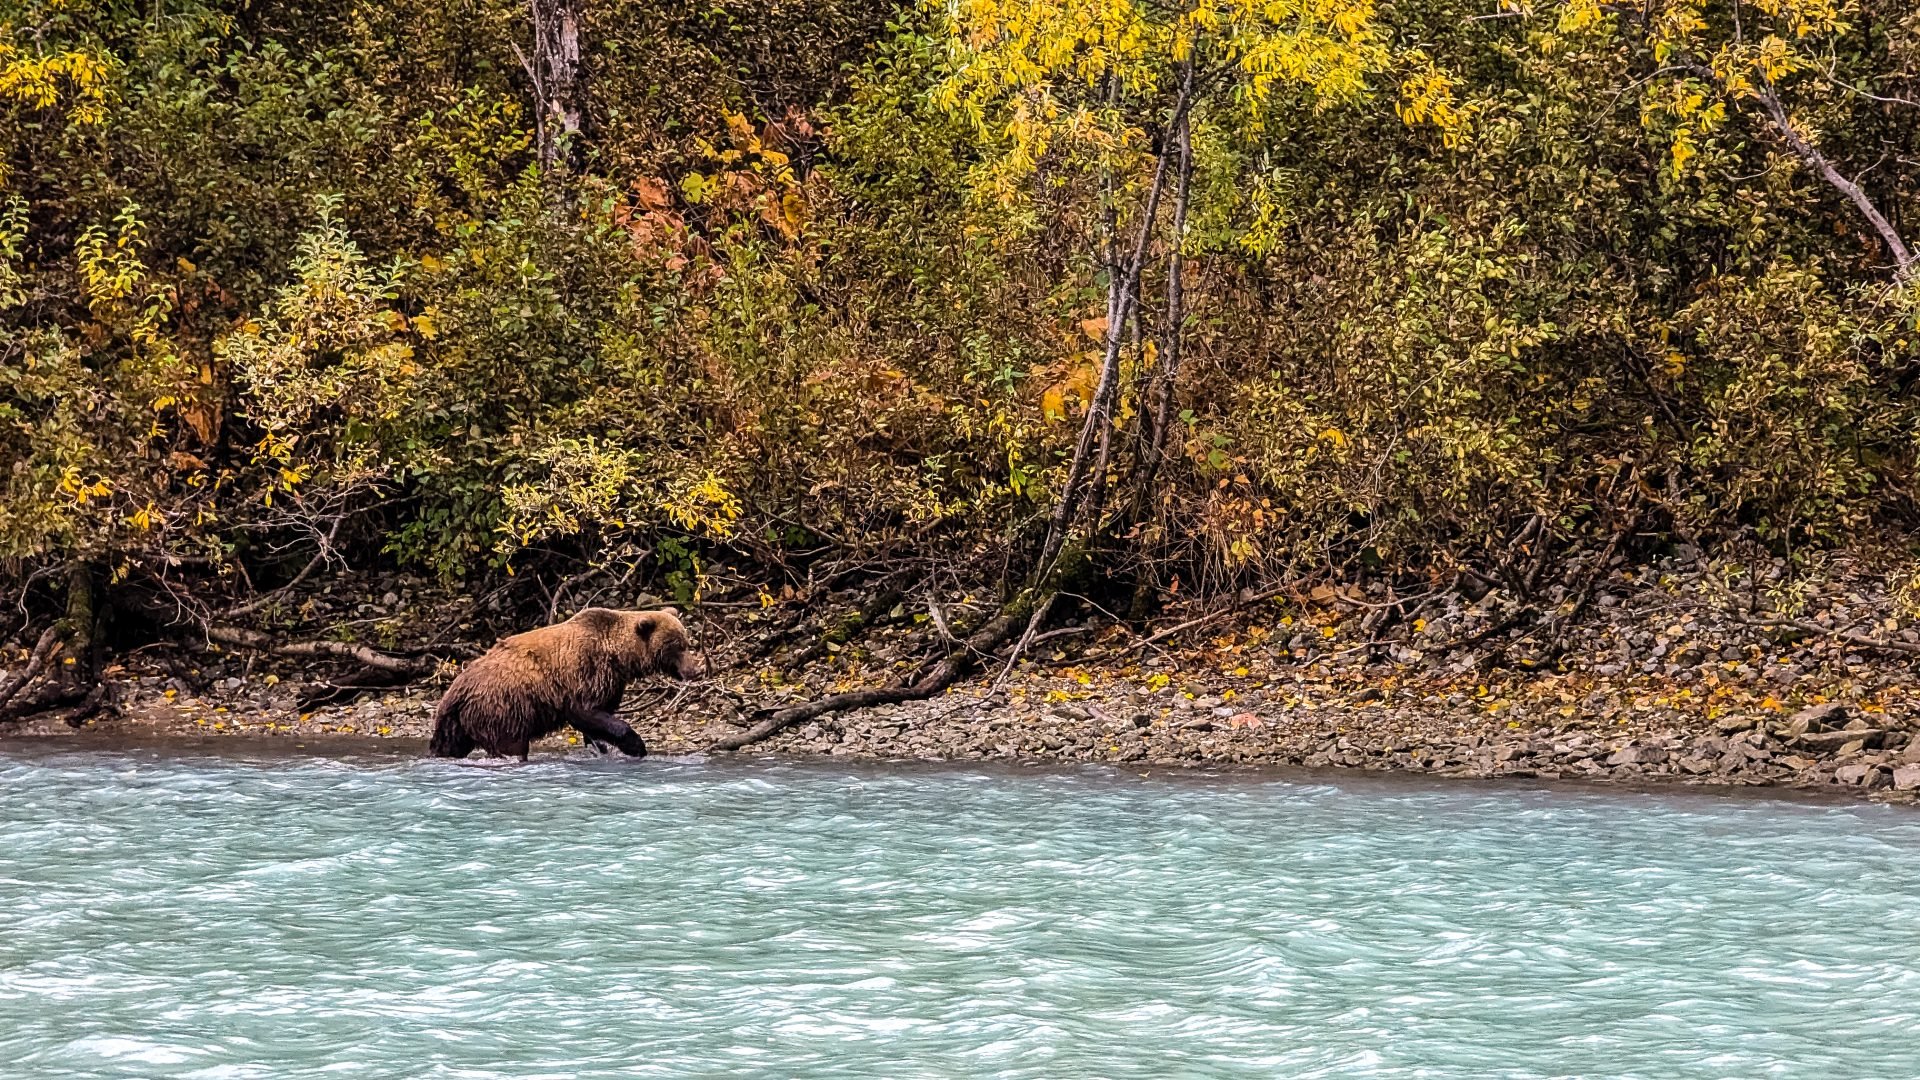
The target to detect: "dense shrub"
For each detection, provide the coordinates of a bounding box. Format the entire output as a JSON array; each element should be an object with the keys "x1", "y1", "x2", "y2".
[{"x1": 3, "y1": 0, "x2": 1917, "y2": 624}]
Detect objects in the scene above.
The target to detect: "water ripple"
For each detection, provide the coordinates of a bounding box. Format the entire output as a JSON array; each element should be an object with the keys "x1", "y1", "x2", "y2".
[{"x1": 3, "y1": 744, "x2": 1919, "y2": 1078}]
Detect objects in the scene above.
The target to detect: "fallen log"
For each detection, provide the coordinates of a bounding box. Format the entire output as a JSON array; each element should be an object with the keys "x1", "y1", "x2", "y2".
[{"x1": 206, "y1": 625, "x2": 437, "y2": 675}]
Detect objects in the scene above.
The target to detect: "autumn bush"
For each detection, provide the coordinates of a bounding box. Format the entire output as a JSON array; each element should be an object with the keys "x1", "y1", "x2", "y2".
[{"x1": 3, "y1": 0, "x2": 1918, "y2": 652}]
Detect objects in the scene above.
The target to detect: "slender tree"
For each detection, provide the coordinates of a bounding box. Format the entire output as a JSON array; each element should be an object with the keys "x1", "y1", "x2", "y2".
[{"x1": 518, "y1": 0, "x2": 586, "y2": 176}]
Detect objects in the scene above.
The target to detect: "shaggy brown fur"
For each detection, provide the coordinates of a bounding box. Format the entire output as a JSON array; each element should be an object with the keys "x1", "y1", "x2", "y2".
[{"x1": 428, "y1": 607, "x2": 704, "y2": 760}]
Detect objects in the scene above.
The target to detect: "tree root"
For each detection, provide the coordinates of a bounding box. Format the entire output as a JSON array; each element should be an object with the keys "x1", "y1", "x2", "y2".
[
  {"x1": 709, "y1": 608, "x2": 1023, "y2": 752},
  {"x1": 0, "y1": 624, "x2": 117, "y2": 727},
  {"x1": 1, "y1": 679, "x2": 111, "y2": 725},
  {"x1": 54, "y1": 679, "x2": 114, "y2": 727}
]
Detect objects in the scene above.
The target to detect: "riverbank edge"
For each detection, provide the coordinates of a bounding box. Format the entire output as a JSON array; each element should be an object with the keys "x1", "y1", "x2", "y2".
[
  {"x1": 0, "y1": 728, "x2": 1895, "y2": 814},
  {"x1": 6, "y1": 676, "x2": 1918, "y2": 806}
]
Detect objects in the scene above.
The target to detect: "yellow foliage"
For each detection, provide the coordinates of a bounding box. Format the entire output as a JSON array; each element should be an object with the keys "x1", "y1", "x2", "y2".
[
  {"x1": 936, "y1": 0, "x2": 1394, "y2": 200},
  {"x1": 1397, "y1": 57, "x2": 1478, "y2": 147},
  {"x1": 658, "y1": 472, "x2": 744, "y2": 539},
  {"x1": 1552, "y1": 0, "x2": 1850, "y2": 181},
  {"x1": 0, "y1": 38, "x2": 112, "y2": 126}
]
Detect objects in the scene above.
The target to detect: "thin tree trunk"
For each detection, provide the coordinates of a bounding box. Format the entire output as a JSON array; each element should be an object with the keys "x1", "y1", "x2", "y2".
[
  {"x1": 1138, "y1": 58, "x2": 1195, "y2": 506},
  {"x1": 519, "y1": 0, "x2": 585, "y2": 177},
  {"x1": 1084, "y1": 262, "x2": 1144, "y2": 533},
  {"x1": 1757, "y1": 85, "x2": 1913, "y2": 280},
  {"x1": 706, "y1": 70, "x2": 1199, "y2": 755},
  {"x1": 65, "y1": 561, "x2": 97, "y2": 664},
  {"x1": 1037, "y1": 77, "x2": 1194, "y2": 577}
]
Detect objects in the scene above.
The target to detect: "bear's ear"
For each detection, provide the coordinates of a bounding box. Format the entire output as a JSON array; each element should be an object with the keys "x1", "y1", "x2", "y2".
[{"x1": 634, "y1": 614, "x2": 660, "y2": 643}]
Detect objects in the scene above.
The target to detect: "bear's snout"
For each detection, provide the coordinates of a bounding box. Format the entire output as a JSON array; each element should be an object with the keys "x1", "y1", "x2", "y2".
[{"x1": 676, "y1": 651, "x2": 709, "y2": 680}]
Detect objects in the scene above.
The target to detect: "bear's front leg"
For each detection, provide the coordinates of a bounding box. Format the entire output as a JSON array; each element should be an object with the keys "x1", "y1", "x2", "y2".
[{"x1": 569, "y1": 708, "x2": 648, "y2": 758}]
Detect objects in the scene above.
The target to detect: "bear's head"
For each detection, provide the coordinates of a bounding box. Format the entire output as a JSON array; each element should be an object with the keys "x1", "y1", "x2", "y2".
[{"x1": 619, "y1": 607, "x2": 707, "y2": 680}]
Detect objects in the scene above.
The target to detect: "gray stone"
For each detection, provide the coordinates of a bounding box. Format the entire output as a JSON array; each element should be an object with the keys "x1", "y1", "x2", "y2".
[
  {"x1": 1834, "y1": 763, "x2": 1890, "y2": 788},
  {"x1": 1794, "y1": 728, "x2": 1885, "y2": 753},
  {"x1": 1607, "y1": 745, "x2": 1668, "y2": 766},
  {"x1": 1714, "y1": 714, "x2": 1756, "y2": 734},
  {"x1": 1787, "y1": 702, "x2": 1849, "y2": 734},
  {"x1": 1894, "y1": 764, "x2": 1920, "y2": 791}
]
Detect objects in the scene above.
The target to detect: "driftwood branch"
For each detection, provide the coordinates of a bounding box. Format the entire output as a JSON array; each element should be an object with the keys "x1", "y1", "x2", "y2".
[
  {"x1": 0, "y1": 625, "x2": 62, "y2": 716},
  {"x1": 709, "y1": 610, "x2": 1021, "y2": 752},
  {"x1": 206, "y1": 626, "x2": 436, "y2": 676},
  {"x1": 1733, "y1": 614, "x2": 1920, "y2": 657}
]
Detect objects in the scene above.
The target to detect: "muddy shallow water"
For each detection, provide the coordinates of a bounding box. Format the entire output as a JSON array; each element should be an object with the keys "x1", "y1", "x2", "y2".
[{"x1": 4, "y1": 740, "x2": 1918, "y2": 1078}]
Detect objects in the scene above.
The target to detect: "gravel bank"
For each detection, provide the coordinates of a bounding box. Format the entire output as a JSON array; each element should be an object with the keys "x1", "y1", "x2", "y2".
[{"x1": 8, "y1": 550, "x2": 1920, "y2": 803}]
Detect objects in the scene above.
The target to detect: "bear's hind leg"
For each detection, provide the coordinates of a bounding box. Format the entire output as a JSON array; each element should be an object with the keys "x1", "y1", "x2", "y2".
[
  {"x1": 484, "y1": 737, "x2": 531, "y2": 762},
  {"x1": 569, "y1": 709, "x2": 647, "y2": 758}
]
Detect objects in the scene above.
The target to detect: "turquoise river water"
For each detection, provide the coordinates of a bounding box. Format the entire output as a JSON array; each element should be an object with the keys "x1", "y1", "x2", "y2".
[{"x1": 2, "y1": 740, "x2": 1918, "y2": 1079}]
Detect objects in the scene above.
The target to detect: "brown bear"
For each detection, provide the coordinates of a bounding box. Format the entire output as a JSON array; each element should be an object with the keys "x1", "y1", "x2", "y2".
[{"x1": 428, "y1": 607, "x2": 705, "y2": 760}]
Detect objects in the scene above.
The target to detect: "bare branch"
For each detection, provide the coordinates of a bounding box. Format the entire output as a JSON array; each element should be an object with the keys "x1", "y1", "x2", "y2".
[
  {"x1": 0, "y1": 625, "x2": 62, "y2": 716},
  {"x1": 221, "y1": 513, "x2": 346, "y2": 618},
  {"x1": 710, "y1": 609, "x2": 1023, "y2": 752}
]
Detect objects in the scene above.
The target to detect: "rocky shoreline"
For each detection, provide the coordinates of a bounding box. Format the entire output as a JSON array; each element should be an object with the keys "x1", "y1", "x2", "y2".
[
  {"x1": 6, "y1": 665, "x2": 1918, "y2": 805},
  {"x1": 732, "y1": 690, "x2": 1920, "y2": 801},
  {"x1": 8, "y1": 550, "x2": 1920, "y2": 804}
]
